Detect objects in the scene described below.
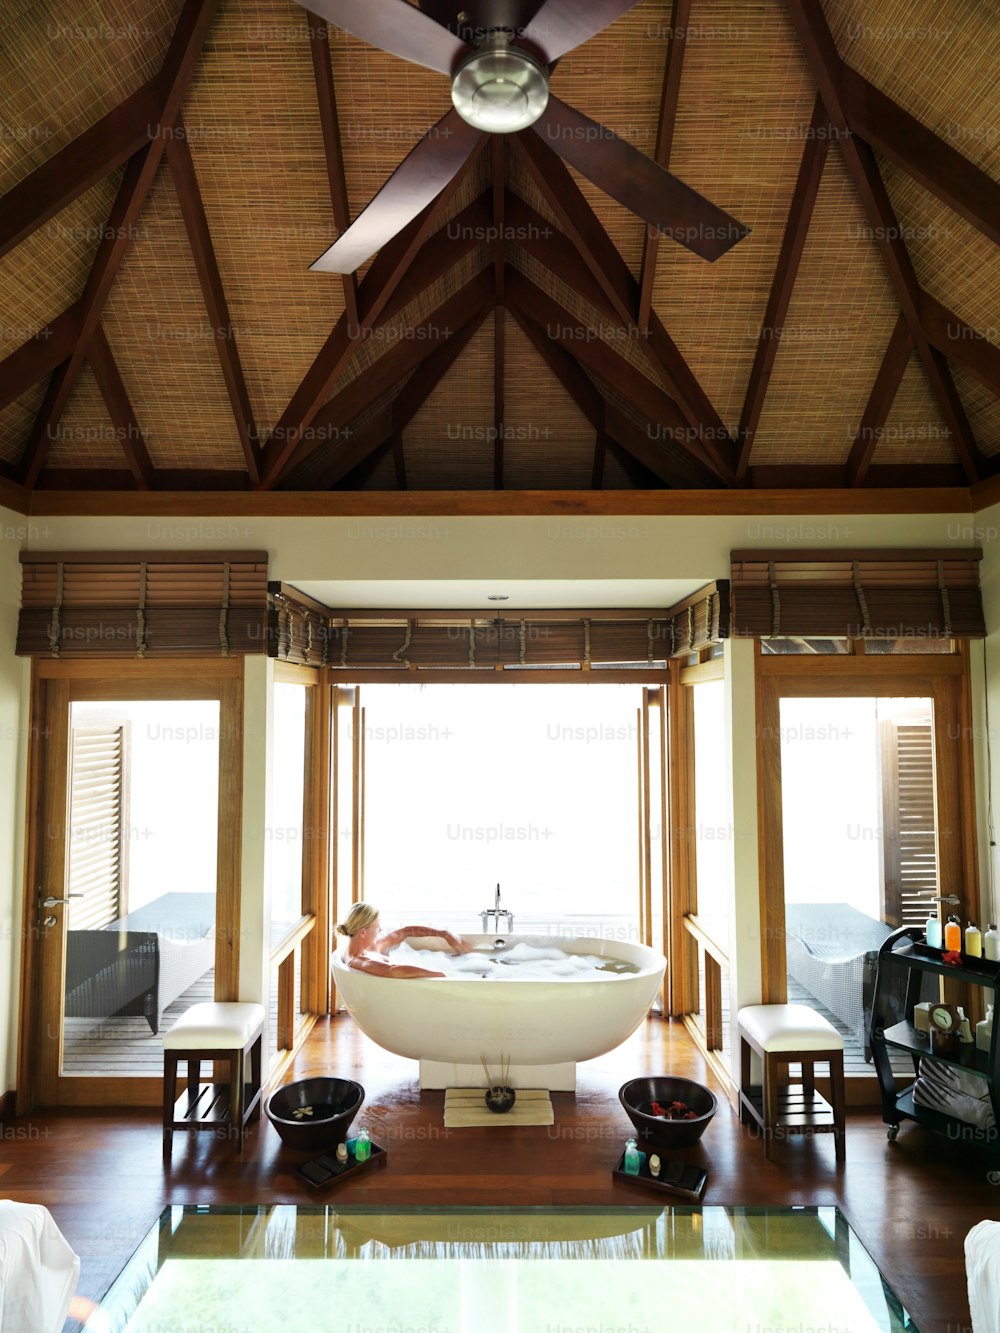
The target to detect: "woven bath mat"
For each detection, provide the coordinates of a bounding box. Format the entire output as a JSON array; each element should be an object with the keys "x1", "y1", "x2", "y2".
[{"x1": 444, "y1": 1088, "x2": 554, "y2": 1127}]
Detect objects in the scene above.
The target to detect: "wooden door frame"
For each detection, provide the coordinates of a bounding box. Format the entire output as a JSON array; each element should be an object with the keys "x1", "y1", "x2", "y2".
[
  {"x1": 754, "y1": 643, "x2": 979, "y2": 1005},
  {"x1": 17, "y1": 658, "x2": 245, "y2": 1110}
]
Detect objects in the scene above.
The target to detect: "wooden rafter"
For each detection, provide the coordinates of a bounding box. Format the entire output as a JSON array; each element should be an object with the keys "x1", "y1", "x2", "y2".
[
  {"x1": 840, "y1": 65, "x2": 1000, "y2": 249},
  {"x1": 279, "y1": 272, "x2": 493, "y2": 485},
  {"x1": 261, "y1": 152, "x2": 489, "y2": 488},
  {"x1": 315, "y1": 307, "x2": 491, "y2": 491},
  {"x1": 921, "y1": 293, "x2": 1000, "y2": 399},
  {"x1": 748, "y1": 463, "x2": 966, "y2": 489},
  {"x1": 847, "y1": 314, "x2": 912, "y2": 487},
  {"x1": 637, "y1": 0, "x2": 692, "y2": 332},
  {"x1": 308, "y1": 21, "x2": 360, "y2": 328},
  {"x1": 507, "y1": 273, "x2": 726, "y2": 486},
  {"x1": 509, "y1": 146, "x2": 737, "y2": 474},
  {"x1": 166, "y1": 121, "x2": 261, "y2": 486},
  {"x1": 784, "y1": 0, "x2": 983, "y2": 484},
  {"x1": 87, "y1": 327, "x2": 154, "y2": 490},
  {"x1": 509, "y1": 296, "x2": 707, "y2": 488},
  {"x1": 17, "y1": 0, "x2": 221, "y2": 488},
  {"x1": 737, "y1": 94, "x2": 830, "y2": 481},
  {"x1": 0, "y1": 306, "x2": 81, "y2": 413},
  {"x1": 0, "y1": 81, "x2": 163, "y2": 262}
]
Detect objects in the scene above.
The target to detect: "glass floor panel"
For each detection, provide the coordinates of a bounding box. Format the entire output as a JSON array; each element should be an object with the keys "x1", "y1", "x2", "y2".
[{"x1": 83, "y1": 1205, "x2": 917, "y2": 1333}]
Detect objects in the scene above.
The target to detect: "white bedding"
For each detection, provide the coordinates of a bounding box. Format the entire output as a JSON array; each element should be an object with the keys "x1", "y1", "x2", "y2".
[{"x1": 0, "y1": 1200, "x2": 79, "y2": 1333}]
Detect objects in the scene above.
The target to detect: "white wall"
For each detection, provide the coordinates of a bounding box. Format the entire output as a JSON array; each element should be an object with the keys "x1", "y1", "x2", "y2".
[
  {"x1": 0, "y1": 510, "x2": 31, "y2": 1097},
  {"x1": 1, "y1": 499, "x2": 989, "y2": 1096}
]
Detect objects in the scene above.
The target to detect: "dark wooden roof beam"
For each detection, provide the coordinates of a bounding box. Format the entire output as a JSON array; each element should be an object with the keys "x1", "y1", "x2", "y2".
[
  {"x1": 637, "y1": 0, "x2": 692, "y2": 332},
  {"x1": 783, "y1": 0, "x2": 984, "y2": 484},
  {"x1": 0, "y1": 82, "x2": 163, "y2": 261},
  {"x1": 0, "y1": 306, "x2": 81, "y2": 413},
  {"x1": 846, "y1": 314, "x2": 912, "y2": 487},
  {"x1": 262, "y1": 171, "x2": 490, "y2": 487},
  {"x1": 737, "y1": 94, "x2": 830, "y2": 480},
  {"x1": 87, "y1": 327, "x2": 155, "y2": 490},
  {"x1": 16, "y1": 0, "x2": 222, "y2": 488},
  {"x1": 507, "y1": 271, "x2": 732, "y2": 485},
  {"x1": 277, "y1": 271, "x2": 493, "y2": 484},
  {"x1": 308, "y1": 21, "x2": 360, "y2": 327},
  {"x1": 840, "y1": 65, "x2": 1000, "y2": 249},
  {"x1": 166, "y1": 123, "x2": 262, "y2": 485}
]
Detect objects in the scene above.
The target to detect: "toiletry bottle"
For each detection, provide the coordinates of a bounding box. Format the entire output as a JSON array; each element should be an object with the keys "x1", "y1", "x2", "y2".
[
  {"x1": 986, "y1": 925, "x2": 1000, "y2": 962},
  {"x1": 945, "y1": 915, "x2": 963, "y2": 951},
  {"x1": 978, "y1": 1005, "x2": 994, "y2": 1053},
  {"x1": 624, "y1": 1136, "x2": 641, "y2": 1175},
  {"x1": 925, "y1": 913, "x2": 943, "y2": 949},
  {"x1": 966, "y1": 922, "x2": 983, "y2": 958},
  {"x1": 355, "y1": 1128, "x2": 371, "y2": 1162}
]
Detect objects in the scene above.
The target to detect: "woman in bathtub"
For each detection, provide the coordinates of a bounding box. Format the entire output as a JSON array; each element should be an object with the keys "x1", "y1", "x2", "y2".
[{"x1": 336, "y1": 903, "x2": 473, "y2": 977}]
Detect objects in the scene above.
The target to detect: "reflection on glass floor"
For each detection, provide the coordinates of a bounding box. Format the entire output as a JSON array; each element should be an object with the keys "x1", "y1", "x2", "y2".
[{"x1": 84, "y1": 1206, "x2": 916, "y2": 1333}]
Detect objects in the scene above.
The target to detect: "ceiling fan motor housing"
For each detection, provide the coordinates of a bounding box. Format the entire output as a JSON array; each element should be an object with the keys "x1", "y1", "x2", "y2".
[{"x1": 451, "y1": 32, "x2": 549, "y2": 133}]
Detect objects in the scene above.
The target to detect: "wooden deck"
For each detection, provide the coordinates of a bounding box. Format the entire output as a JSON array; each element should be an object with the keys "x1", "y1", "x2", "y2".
[{"x1": 62, "y1": 969, "x2": 285, "y2": 1075}]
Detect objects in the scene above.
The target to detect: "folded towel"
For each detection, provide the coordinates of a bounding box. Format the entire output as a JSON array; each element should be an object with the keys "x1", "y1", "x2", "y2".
[
  {"x1": 966, "y1": 1220, "x2": 1000, "y2": 1333},
  {"x1": 913, "y1": 1057, "x2": 995, "y2": 1130}
]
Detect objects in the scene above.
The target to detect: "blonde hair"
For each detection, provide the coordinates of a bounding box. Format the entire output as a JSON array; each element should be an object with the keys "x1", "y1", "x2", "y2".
[{"x1": 336, "y1": 902, "x2": 380, "y2": 938}]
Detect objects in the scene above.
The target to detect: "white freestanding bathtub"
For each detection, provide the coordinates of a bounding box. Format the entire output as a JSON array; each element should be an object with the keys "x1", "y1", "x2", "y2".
[{"x1": 330, "y1": 934, "x2": 666, "y2": 1090}]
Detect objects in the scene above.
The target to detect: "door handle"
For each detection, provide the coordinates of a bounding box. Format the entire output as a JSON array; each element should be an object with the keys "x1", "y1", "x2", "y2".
[
  {"x1": 932, "y1": 894, "x2": 961, "y2": 906},
  {"x1": 42, "y1": 895, "x2": 83, "y2": 908}
]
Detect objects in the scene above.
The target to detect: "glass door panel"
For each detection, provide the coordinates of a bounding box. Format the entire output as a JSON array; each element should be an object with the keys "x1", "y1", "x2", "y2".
[
  {"x1": 60, "y1": 699, "x2": 220, "y2": 1077},
  {"x1": 778, "y1": 695, "x2": 938, "y2": 1073}
]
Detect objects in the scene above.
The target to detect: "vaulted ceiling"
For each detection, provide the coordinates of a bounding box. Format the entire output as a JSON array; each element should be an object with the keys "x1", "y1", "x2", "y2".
[{"x1": 1, "y1": 0, "x2": 999, "y2": 494}]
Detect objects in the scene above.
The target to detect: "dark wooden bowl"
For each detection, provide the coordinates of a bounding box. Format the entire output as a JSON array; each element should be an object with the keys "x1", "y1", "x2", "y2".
[
  {"x1": 265, "y1": 1077, "x2": 364, "y2": 1151},
  {"x1": 618, "y1": 1076, "x2": 717, "y2": 1151}
]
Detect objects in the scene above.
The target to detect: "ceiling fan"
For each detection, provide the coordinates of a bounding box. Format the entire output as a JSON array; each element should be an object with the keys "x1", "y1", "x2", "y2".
[{"x1": 297, "y1": 0, "x2": 750, "y2": 273}]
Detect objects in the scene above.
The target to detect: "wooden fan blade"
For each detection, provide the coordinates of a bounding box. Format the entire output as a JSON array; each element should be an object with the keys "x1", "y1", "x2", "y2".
[
  {"x1": 533, "y1": 96, "x2": 750, "y2": 261},
  {"x1": 299, "y1": 0, "x2": 468, "y2": 75},
  {"x1": 519, "y1": 0, "x2": 645, "y2": 63},
  {"x1": 311, "y1": 111, "x2": 484, "y2": 274}
]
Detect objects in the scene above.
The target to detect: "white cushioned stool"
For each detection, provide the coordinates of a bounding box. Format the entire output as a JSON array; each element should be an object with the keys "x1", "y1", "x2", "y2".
[
  {"x1": 738, "y1": 1003, "x2": 845, "y2": 1162},
  {"x1": 162, "y1": 1001, "x2": 265, "y2": 1159}
]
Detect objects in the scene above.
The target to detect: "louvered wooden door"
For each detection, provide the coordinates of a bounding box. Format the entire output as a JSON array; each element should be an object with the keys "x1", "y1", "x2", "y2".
[{"x1": 879, "y1": 718, "x2": 940, "y2": 929}]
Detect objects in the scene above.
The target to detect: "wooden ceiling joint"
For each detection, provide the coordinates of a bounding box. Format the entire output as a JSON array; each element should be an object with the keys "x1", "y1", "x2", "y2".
[
  {"x1": 637, "y1": 0, "x2": 692, "y2": 332},
  {"x1": 737, "y1": 93, "x2": 830, "y2": 481},
  {"x1": 87, "y1": 326, "x2": 155, "y2": 490},
  {"x1": 15, "y1": 0, "x2": 222, "y2": 489},
  {"x1": 783, "y1": 0, "x2": 985, "y2": 484},
  {"x1": 846, "y1": 313, "x2": 912, "y2": 487}
]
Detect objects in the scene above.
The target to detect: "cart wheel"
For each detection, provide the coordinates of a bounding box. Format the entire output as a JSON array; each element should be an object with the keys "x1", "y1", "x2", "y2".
[
  {"x1": 887, "y1": 1125, "x2": 899, "y2": 1142},
  {"x1": 987, "y1": 1171, "x2": 1000, "y2": 1186}
]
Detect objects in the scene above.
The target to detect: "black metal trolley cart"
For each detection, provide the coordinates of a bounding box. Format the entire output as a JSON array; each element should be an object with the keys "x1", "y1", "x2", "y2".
[{"x1": 869, "y1": 925, "x2": 1000, "y2": 1182}]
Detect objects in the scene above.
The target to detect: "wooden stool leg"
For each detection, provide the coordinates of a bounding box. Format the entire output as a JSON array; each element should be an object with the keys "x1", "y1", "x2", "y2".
[
  {"x1": 248, "y1": 1033, "x2": 262, "y2": 1123},
  {"x1": 163, "y1": 1052, "x2": 178, "y2": 1161},
  {"x1": 829, "y1": 1051, "x2": 846, "y2": 1162},
  {"x1": 763, "y1": 1052, "x2": 779, "y2": 1160},
  {"x1": 801, "y1": 1057, "x2": 815, "y2": 1101},
  {"x1": 739, "y1": 1036, "x2": 752, "y2": 1126},
  {"x1": 187, "y1": 1058, "x2": 201, "y2": 1101},
  {"x1": 230, "y1": 1049, "x2": 245, "y2": 1154}
]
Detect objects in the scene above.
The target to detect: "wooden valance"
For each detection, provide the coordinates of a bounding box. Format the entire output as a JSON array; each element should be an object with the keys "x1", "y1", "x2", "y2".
[
  {"x1": 730, "y1": 549, "x2": 984, "y2": 640},
  {"x1": 16, "y1": 551, "x2": 269, "y2": 658},
  {"x1": 266, "y1": 581, "x2": 730, "y2": 670}
]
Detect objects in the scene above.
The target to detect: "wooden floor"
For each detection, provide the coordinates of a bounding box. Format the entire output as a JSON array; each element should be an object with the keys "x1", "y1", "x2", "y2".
[{"x1": 1, "y1": 1014, "x2": 988, "y2": 1333}]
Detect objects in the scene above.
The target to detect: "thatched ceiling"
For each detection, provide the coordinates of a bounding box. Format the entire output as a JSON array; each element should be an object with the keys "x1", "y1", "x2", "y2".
[{"x1": 1, "y1": 0, "x2": 998, "y2": 494}]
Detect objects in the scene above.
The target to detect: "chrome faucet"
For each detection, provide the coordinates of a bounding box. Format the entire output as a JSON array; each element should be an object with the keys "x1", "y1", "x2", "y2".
[{"x1": 481, "y1": 883, "x2": 514, "y2": 936}]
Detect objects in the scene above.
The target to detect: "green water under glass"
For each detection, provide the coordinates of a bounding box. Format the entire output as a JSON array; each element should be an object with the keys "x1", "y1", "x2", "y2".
[{"x1": 83, "y1": 1204, "x2": 917, "y2": 1333}]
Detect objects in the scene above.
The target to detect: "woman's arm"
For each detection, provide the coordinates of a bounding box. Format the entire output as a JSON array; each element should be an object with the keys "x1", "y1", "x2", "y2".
[
  {"x1": 375, "y1": 924, "x2": 473, "y2": 954},
  {"x1": 348, "y1": 955, "x2": 445, "y2": 978}
]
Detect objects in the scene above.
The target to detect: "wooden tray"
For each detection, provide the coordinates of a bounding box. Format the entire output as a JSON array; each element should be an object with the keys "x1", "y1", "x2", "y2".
[
  {"x1": 295, "y1": 1142, "x2": 387, "y2": 1190},
  {"x1": 612, "y1": 1150, "x2": 707, "y2": 1203}
]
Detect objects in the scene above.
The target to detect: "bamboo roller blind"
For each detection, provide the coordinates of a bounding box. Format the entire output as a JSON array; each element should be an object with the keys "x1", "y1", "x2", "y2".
[
  {"x1": 268, "y1": 581, "x2": 731, "y2": 669},
  {"x1": 16, "y1": 552, "x2": 270, "y2": 658},
  {"x1": 730, "y1": 549, "x2": 985, "y2": 639}
]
